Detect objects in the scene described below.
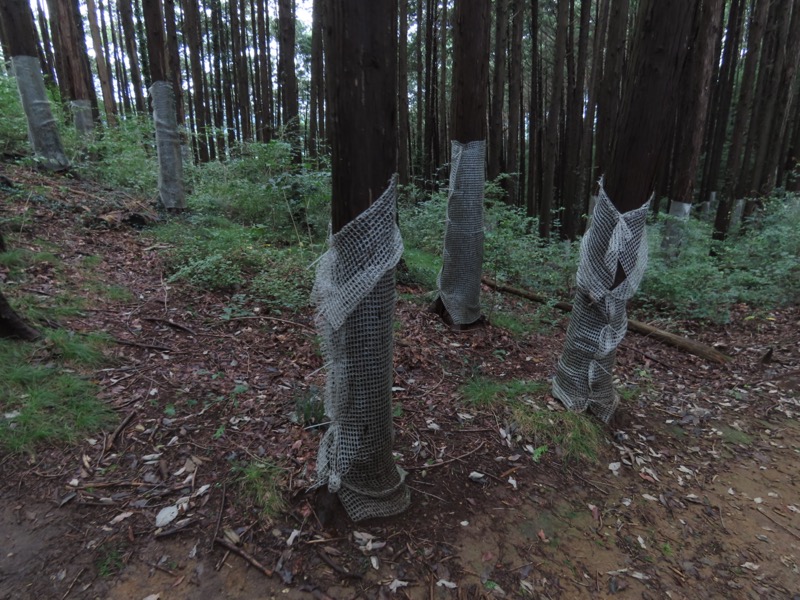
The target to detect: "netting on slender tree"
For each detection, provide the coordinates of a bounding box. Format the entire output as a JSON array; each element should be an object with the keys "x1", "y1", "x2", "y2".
[
  {"x1": 552, "y1": 183, "x2": 650, "y2": 423},
  {"x1": 311, "y1": 176, "x2": 409, "y2": 521},
  {"x1": 149, "y1": 81, "x2": 185, "y2": 210},
  {"x1": 435, "y1": 140, "x2": 486, "y2": 326},
  {"x1": 11, "y1": 55, "x2": 69, "y2": 171}
]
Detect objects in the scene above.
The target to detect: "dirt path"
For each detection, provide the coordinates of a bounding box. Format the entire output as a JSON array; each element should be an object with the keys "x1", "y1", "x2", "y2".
[{"x1": 1, "y1": 164, "x2": 799, "y2": 599}]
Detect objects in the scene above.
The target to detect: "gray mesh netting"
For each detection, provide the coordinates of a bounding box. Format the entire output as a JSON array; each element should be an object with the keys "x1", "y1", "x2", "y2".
[
  {"x1": 311, "y1": 176, "x2": 410, "y2": 521},
  {"x1": 149, "y1": 81, "x2": 185, "y2": 210},
  {"x1": 11, "y1": 55, "x2": 69, "y2": 171},
  {"x1": 70, "y1": 99, "x2": 94, "y2": 137},
  {"x1": 661, "y1": 200, "x2": 692, "y2": 259},
  {"x1": 552, "y1": 183, "x2": 650, "y2": 423},
  {"x1": 436, "y1": 140, "x2": 486, "y2": 325}
]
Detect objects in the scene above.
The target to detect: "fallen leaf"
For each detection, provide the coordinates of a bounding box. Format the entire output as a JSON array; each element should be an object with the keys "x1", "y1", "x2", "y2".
[
  {"x1": 741, "y1": 562, "x2": 759, "y2": 571},
  {"x1": 110, "y1": 511, "x2": 133, "y2": 526},
  {"x1": 436, "y1": 579, "x2": 457, "y2": 589},
  {"x1": 155, "y1": 505, "x2": 178, "y2": 528},
  {"x1": 388, "y1": 579, "x2": 409, "y2": 592}
]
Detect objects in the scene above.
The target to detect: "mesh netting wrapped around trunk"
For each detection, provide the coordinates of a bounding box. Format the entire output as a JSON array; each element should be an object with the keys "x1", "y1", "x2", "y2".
[
  {"x1": 552, "y1": 184, "x2": 650, "y2": 423},
  {"x1": 436, "y1": 140, "x2": 486, "y2": 325},
  {"x1": 311, "y1": 176, "x2": 409, "y2": 521},
  {"x1": 149, "y1": 81, "x2": 185, "y2": 210},
  {"x1": 70, "y1": 99, "x2": 94, "y2": 137},
  {"x1": 11, "y1": 55, "x2": 69, "y2": 171}
]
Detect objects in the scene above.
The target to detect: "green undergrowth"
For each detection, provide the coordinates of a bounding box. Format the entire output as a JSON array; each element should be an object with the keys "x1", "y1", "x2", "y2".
[
  {"x1": 236, "y1": 459, "x2": 287, "y2": 520},
  {"x1": 0, "y1": 330, "x2": 113, "y2": 453},
  {"x1": 461, "y1": 377, "x2": 547, "y2": 408},
  {"x1": 512, "y1": 408, "x2": 605, "y2": 464},
  {"x1": 152, "y1": 216, "x2": 319, "y2": 312},
  {"x1": 401, "y1": 180, "x2": 800, "y2": 322},
  {"x1": 460, "y1": 376, "x2": 604, "y2": 463}
]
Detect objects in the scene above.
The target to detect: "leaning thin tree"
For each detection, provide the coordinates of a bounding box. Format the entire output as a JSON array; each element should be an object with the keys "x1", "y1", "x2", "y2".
[
  {"x1": 552, "y1": 0, "x2": 695, "y2": 423},
  {"x1": 310, "y1": 0, "x2": 409, "y2": 521},
  {"x1": 430, "y1": 0, "x2": 490, "y2": 330}
]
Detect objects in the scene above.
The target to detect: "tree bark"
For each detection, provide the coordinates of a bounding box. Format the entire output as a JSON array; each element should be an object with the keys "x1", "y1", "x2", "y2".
[
  {"x1": 700, "y1": 0, "x2": 744, "y2": 206},
  {"x1": 526, "y1": 0, "x2": 540, "y2": 219},
  {"x1": 86, "y1": 0, "x2": 117, "y2": 126},
  {"x1": 398, "y1": 0, "x2": 411, "y2": 185},
  {"x1": 488, "y1": 0, "x2": 508, "y2": 182},
  {"x1": 539, "y1": 0, "x2": 569, "y2": 239},
  {"x1": 184, "y1": 0, "x2": 209, "y2": 161},
  {"x1": 506, "y1": 0, "x2": 523, "y2": 207},
  {"x1": 714, "y1": 0, "x2": 768, "y2": 241},
  {"x1": 118, "y1": 0, "x2": 146, "y2": 112},
  {"x1": 309, "y1": 0, "x2": 323, "y2": 158},
  {"x1": 279, "y1": 0, "x2": 300, "y2": 163},
  {"x1": 0, "y1": 0, "x2": 68, "y2": 169},
  {"x1": 561, "y1": 0, "x2": 592, "y2": 239}
]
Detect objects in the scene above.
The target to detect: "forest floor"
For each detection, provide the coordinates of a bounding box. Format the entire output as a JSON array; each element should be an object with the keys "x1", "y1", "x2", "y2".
[{"x1": 1, "y1": 162, "x2": 799, "y2": 600}]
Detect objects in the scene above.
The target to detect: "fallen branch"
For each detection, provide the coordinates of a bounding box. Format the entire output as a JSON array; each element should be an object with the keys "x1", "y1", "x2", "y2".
[
  {"x1": 143, "y1": 317, "x2": 197, "y2": 335},
  {"x1": 482, "y1": 277, "x2": 731, "y2": 365},
  {"x1": 104, "y1": 411, "x2": 136, "y2": 452},
  {"x1": 214, "y1": 537, "x2": 274, "y2": 577}
]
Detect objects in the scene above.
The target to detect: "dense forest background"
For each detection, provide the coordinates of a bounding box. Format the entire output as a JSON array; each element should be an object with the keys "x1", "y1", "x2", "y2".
[{"x1": 2, "y1": 0, "x2": 799, "y2": 240}]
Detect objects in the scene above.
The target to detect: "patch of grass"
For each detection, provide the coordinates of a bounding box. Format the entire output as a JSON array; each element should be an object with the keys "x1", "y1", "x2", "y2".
[
  {"x1": 237, "y1": 459, "x2": 287, "y2": 520},
  {"x1": 460, "y1": 377, "x2": 546, "y2": 408},
  {"x1": 102, "y1": 284, "x2": 134, "y2": 303},
  {"x1": 0, "y1": 337, "x2": 114, "y2": 453},
  {"x1": 398, "y1": 247, "x2": 440, "y2": 290},
  {"x1": 11, "y1": 291, "x2": 87, "y2": 323},
  {"x1": 511, "y1": 407, "x2": 605, "y2": 463},
  {"x1": 47, "y1": 329, "x2": 109, "y2": 367},
  {"x1": 292, "y1": 387, "x2": 326, "y2": 427},
  {"x1": 490, "y1": 311, "x2": 536, "y2": 337},
  {"x1": 720, "y1": 426, "x2": 753, "y2": 446},
  {"x1": 96, "y1": 545, "x2": 125, "y2": 578},
  {"x1": 0, "y1": 248, "x2": 60, "y2": 279}
]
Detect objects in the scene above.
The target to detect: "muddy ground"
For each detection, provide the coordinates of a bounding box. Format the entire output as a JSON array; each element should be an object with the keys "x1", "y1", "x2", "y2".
[{"x1": 1, "y1": 163, "x2": 799, "y2": 599}]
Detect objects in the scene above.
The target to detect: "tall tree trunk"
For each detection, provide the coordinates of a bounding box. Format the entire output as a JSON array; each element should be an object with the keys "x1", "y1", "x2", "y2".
[
  {"x1": 163, "y1": 0, "x2": 183, "y2": 125},
  {"x1": 526, "y1": 0, "x2": 540, "y2": 218},
  {"x1": 561, "y1": 0, "x2": 592, "y2": 239},
  {"x1": 755, "y1": 0, "x2": 800, "y2": 195},
  {"x1": 539, "y1": 0, "x2": 569, "y2": 239},
  {"x1": 414, "y1": 0, "x2": 423, "y2": 182},
  {"x1": 553, "y1": 0, "x2": 695, "y2": 424},
  {"x1": 35, "y1": 0, "x2": 56, "y2": 85},
  {"x1": 437, "y1": 0, "x2": 448, "y2": 168},
  {"x1": 432, "y1": 0, "x2": 491, "y2": 328},
  {"x1": 110, "y1": 0, "x2": 132, "y2": 114},
  {"x1": 398, "y1": 0, "x2": 411, "y2": 185},
  {"x1": 0, "y1": 0, "x2": 68, "y2": 169},
  {"x1": 317, "y1": 0, "x2": 408, "y2": 522},
  {"x1": 255, "y1": 0, "x2": 272, "y2": 142},
  {"x1": 119, "y1": 0, "x2": 146, "y2": 112},
  {"x1": 663, "y1": 0, "x2": 723, "y2": 257},
  {"x1": 279, "y1": 0, "x2": 300, "y2": 163},
  {"x1": 422, "y1": 0, "x2": 437, "y2": 185},
  {"x1": 594, "y1": 0, "x2": 629, "y2": 182},
  {"x1": 506, "y1": 0, "x2": 523, "y2": 207},
  {"x1": 184, "y1": 0, "x2": 209, "y2": 161},
  {"x1": 714, "y1": 0, "x2": 768, "y2": 240},
  {"x1": 50, "y1": 0, "x2": 97, "y2": 135},
  {"x1": 700, "y1": 0, "x2": 744, "y2": 206},
  {"x1": 488, "y1": 0, "x2": 508, "y2": 182},
  {"x1": 86, "y1": 0, "x2": 117, "y2": 126},
  {"x1": 142, "y1": 0, "x2": 185, "y2": 210},
  {"x1": 309, "y1": 0, "x2": 323, "y2": 158}
]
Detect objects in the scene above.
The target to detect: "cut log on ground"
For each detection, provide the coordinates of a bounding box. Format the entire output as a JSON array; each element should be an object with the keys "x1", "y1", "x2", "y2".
[{"x1": 482, "y1": 277, "x2": 732, "y2": 365}]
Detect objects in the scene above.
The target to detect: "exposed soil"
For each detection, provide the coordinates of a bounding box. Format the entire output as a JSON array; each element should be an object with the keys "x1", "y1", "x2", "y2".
[{"x1": 1, "y1": 163, "x2": 799, "y2": 599}]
